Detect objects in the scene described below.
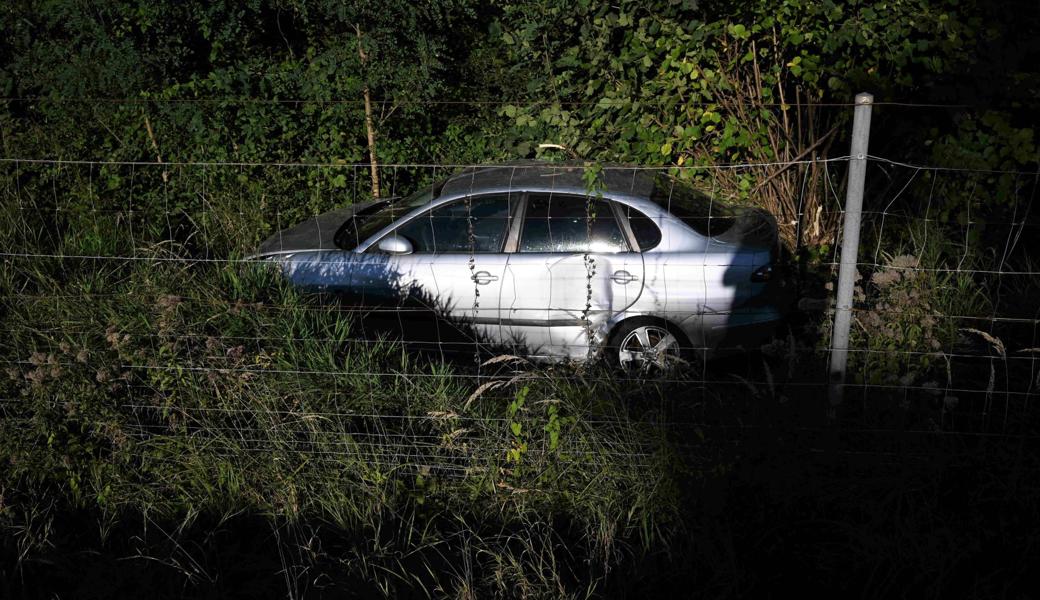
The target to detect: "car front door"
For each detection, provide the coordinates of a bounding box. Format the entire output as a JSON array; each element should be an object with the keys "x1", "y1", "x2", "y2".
[
  {"x1": 356, "y1": 193, "x2": 516, "y2": 351},
  {"x1": 500, "y1": 193, "x2": 645, "y2": 360}
]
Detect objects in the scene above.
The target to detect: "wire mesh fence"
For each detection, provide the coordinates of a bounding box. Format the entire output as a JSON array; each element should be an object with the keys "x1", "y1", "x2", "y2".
[{"x1": 2, "y1": 103, "x2": 1039, "y2": 493}]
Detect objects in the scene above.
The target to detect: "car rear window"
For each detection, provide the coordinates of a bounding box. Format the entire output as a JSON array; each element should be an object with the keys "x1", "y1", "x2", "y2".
[
  {"x1": 618, "y1": 204, "x2": 662, "y2": 251},
  {"x1": 650, "y1": 175, "x2": 736, "y2": 237},
  {"x1": 519, "y1": 194, "x2": 629, "y2": 253}
]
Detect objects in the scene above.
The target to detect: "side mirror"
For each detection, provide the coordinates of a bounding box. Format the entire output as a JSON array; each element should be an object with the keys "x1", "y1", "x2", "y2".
[{"x1": 377, "y1": 235, "x2": 414, "y2": 255}]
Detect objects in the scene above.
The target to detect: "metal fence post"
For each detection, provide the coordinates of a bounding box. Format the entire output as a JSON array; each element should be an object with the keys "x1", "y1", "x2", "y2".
[{"x1": 828, "y1": 92, "x2": 874, "y2": 417}]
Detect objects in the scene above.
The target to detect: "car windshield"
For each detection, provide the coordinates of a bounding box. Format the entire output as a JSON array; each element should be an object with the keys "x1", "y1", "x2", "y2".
[
  {"x1": 334, "y1": 186, "x2": 437, "y2": 250},
  {"x1": 649, "y1": 175, "x2": 736, "y2": 237}
]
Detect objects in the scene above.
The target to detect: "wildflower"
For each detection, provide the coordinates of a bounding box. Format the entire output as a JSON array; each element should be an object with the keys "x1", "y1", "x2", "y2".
[
  {"x1": 888, "y1": 254, "x2": 920, "y2": 269},
  {"x1": 155, "y1": 294, "x2": 182, "y2": 311},
  {"x1": 24, "y1": 369, "x2": 45, "y2": 385},
  {"x1": 871, "y1": 269, "x2": 901, "y2": 288},
  {"x1": 105, "y1": 326, "x2": 124, "y2": 349},
  {"x1": 226, "y1": 345, "x2": 245, "y2": 361}
]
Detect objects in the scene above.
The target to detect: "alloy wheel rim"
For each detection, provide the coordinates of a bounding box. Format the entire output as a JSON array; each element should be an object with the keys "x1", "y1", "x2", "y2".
[{"x1": 617, "y1": 325, "x2": 682, "y2": 374}]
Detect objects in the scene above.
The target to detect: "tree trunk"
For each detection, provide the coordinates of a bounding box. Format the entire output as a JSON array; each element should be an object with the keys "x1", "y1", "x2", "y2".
[{"x1": 355, "y1": 25, "x2": 380, "y2": 199}]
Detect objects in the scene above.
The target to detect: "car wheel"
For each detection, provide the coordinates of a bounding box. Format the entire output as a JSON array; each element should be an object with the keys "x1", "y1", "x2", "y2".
[{"x1": 607, "y1": 319, "x2": 689, "y2": 377}]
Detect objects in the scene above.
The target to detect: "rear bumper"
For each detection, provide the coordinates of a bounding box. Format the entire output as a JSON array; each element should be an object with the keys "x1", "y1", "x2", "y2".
[
  {"x1": 678, "y1": 304, "x2": 785, "y2": 357},
  {"x1": 710, "y1": 309, "x2": 784, "y2": 356}
]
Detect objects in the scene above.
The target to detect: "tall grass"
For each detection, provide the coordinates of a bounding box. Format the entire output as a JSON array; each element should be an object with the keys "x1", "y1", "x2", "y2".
[
  {"x1": 0, "y1": 165, "x2": 683, "y2": 596},
  {"x1": 4, "y1": 162, "x2": 1036, "y2": 597}
]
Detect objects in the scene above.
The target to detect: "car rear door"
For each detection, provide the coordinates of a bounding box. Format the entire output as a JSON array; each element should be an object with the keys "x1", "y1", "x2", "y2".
[{"x1": 500, "y1": 193, "x2": 644, "y2": 360}]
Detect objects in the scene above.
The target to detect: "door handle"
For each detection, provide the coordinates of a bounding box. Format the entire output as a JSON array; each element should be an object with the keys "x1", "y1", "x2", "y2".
[
  {"x1": 611, "y1": 270, "x2": 638, "y2": 285},
  {"x1": 471, "y1": 270, "x2": 499, "y2": 285}
]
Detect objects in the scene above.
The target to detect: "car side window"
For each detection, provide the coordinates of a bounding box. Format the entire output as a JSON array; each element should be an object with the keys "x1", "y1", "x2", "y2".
[
  {"x1": 618, "y1": 204, "x2": 662, "y2": 251},
  {"x1": 519, "y1": 194, "x2": 629, "y2": 253},
  {"x1": 390, "y1": 194, "x2": 512, "y2": 253}
]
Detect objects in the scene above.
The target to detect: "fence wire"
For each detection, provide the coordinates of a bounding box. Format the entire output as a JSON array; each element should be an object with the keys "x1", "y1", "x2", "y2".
[{"x1": 2, "y1": 147, "x2": 1038, "y2": 484}]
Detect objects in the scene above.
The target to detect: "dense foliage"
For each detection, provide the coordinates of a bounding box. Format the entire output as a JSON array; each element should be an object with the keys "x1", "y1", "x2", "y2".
[
  {"x1": 2, "y1": 0, "x2": 1039, "y2": 597},
  {"x1": 2, "y1": 0, "x2": 1037, "y2": 244}
]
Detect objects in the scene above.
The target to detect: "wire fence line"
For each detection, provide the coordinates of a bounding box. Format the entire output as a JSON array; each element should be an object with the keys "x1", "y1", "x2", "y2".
[
  {"x1": 5, "y1": 290, "x2": 1040, "y2": 322},
  {"x1": 5, "y1": 251, "x2": 1040, "y2": 278},
  {"x1": 3, "y1": 154, "x2": 1039, "y2": 176},
  {"x1": 5, "y1": 324, "x2": 1037, "y2": 359},
  {"x1": 0, "y1": 156, "x2": 855, "y2": 170},
  {"x1": 0, "y1": 96, "x2": 979, "y2": 108},
  {"x1": 3, "y1": 356, "x2": 1035, "y2": 399},
  {"x1": 8, "y1": 203, "x2": 1040, "y2": 231},
  {"x1": 2, "y1": 142, "x2": 1039, "y2": 477},
  {"x1": 6, "y1": 396, "x2": 1040, "y2": 445}
]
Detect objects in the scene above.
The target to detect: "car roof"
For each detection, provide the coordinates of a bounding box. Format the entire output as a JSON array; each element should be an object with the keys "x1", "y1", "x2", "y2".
[{"x1": 438, "y1": 160, "x2": 657, "y2": 200}]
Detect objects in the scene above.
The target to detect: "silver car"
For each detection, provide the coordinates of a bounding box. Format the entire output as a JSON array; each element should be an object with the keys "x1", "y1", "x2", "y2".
[{"x1": 254, "y1": 161, "x2": 787, "y2": 372}]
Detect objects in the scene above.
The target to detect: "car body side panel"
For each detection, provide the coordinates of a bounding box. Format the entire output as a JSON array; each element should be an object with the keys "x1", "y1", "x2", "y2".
[
  {"x1": 338, "y1": 252, "x2": 506, "y2": 346},
  {"x1": 264, "y1": 163, "x2": 789, "y2": 362},
  {"x1": 398, "y1": 253, "x2": 508, "y2": 346},
  {"x1": 348, "y1": 252, "x2": 412, "y2": 305},
  {"x1": 625, "y1": 245, "x2": 770, "y2": 350},
  {"x1": 501, "y1": 252, "x2": 644, "y2": 360},
  {"x1": 279, "y1": 250, "x2": 360, "y2": 294}
]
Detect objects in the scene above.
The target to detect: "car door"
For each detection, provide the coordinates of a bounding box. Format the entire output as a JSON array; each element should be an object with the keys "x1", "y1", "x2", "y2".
[
  {"x1": 501, "y1": 193, "x2": 644, "y2": 360},
  {"x1": 356, "y1": 193, "x2": 516, "y2": 350}
]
